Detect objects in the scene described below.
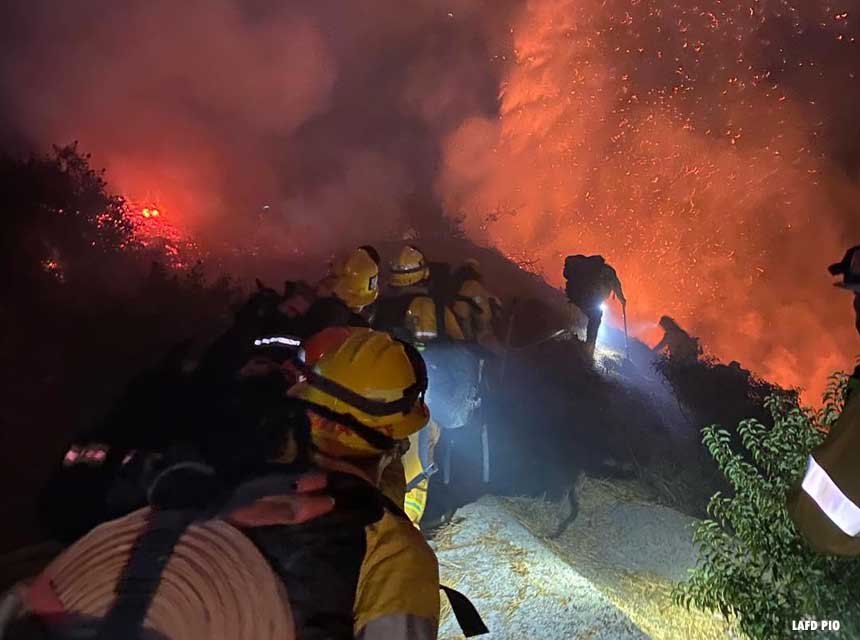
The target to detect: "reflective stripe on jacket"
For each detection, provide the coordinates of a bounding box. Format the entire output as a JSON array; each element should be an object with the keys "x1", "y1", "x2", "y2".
[
  {"x1": 356, "y1": 613, "x2": 437, "y2": 640},
  {"x1": 788, "y1": 373, "x2": 860, "y2": 555}
]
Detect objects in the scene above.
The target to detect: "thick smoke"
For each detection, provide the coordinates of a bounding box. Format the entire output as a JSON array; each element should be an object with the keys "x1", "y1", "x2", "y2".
[
  {"x1": 438, "y1": 0, "x2": 860, "y2": 400},
  {"x1": 0, "y1": 0, "x2": 513, "y2": 260}
]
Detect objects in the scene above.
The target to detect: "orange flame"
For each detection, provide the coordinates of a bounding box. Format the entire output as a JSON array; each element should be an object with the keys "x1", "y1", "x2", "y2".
[{"x1": 440, "y1": 0, "x2": 860, "y2": 403}]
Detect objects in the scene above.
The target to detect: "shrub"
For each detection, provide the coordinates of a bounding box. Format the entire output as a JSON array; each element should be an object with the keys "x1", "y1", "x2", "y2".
[
  {"x1": 0, "y1": 145, "x2": 239, "y2": 551},
  {"x1": 654, "y1": 354, "x2": 798, "y2": 431},
  {"x1": 0, "y1": 143, "x2": 135, "y2": 295},
  {"x1": 673, "y1": 373, "x2": 860, "y2": 639}
]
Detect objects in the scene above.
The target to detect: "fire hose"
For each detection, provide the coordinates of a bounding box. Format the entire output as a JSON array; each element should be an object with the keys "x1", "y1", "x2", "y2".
[
  {"x1": 511, "y1": 327, "x2": 571, "y2": 351},
  {"x1": 502, "y1": 299, "x2": 632, "y2": 357}
]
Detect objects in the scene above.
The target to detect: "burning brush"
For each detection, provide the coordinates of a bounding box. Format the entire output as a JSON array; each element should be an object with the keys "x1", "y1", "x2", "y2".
[{"x1": 126, "y1": 200, "x2": 198, "y2": 268}]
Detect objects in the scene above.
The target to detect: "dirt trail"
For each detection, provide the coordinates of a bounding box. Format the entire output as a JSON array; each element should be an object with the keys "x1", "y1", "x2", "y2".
[{"x1": 433, "y1": 478, "x2": 740, "y2": 640}]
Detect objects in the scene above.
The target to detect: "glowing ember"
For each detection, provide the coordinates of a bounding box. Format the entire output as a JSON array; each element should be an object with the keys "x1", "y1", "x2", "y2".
[
  {"x1": 41, "y1": 258, "x2": 65, "y2": 282},
  {"x1": 440, "y1": 0, "x2": 860, "y2": 402}
]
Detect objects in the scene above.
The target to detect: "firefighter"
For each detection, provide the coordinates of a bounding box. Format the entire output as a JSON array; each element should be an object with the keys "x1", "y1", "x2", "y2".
[
  {"x1": 287, "y1": 327, "x2": 442, "y2": 635},
  {"x1": 374, "y1": 245, "x2": 480, "y2": 526},
  {"x1": 787, "y1": 245, "x2": 860, "y2": 555},
  {"x1": 216, "y1": 248, "x2": 378, "y2": 384},
  {"x1": 652, "y1": 315, "x2": 702, "y2": 364},
  {"x1": 452, "y1": 258, "x2": 504, "y2": 355},
  {"x1": 4, "y1": 328, "x2": 447, "y2": 640},
  {"x1": 316, "y1": 245, "x2": 380, "y2": 319},
  {"x1": 374, "y1": 244, "x2": 465, "y2": 343},
  {"x1": 562, "y1": 254, "x2": 626, "y2": 359},
  {"x1": 203, "y1": 245, "x2": 380, "y2": 398},
  {"x1": 450, "y1": 258, "x2": 500, "y2": 500}
]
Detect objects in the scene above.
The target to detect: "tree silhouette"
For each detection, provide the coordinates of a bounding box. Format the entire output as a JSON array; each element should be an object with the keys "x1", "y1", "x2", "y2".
[{"x1": 0, "y1": 143, "x2": 134, "y2": 297}]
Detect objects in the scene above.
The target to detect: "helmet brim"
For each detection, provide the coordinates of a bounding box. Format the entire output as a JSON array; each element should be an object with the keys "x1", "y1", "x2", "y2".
[
  {"x1": 389, "y1": 267, "x2": 429, "y2": 288},
  {"x1": 288, "y1": 382, "x2": 430, "y2": 452}
]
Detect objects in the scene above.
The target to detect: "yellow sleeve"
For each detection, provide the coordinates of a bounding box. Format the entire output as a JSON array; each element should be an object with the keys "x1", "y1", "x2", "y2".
[
  {"x1": 378, "y1": 456, "x2": 407, "y2": 509},
  {"x1": 354, "y1": 511, "x2": 440, "y2": 637},
  {"x1": 788, "y1": 386, "x2": 860, "y2": 555}
]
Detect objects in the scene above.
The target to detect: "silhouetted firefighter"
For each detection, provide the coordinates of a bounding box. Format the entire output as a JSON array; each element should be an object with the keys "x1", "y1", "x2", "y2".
[{"x1": 562, "y1": 255, "x2": 626, "y2": 358}]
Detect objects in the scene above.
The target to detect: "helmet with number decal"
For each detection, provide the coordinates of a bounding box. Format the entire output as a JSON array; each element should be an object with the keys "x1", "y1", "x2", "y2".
[{"x1": 318, "y1": 246, "x2": 380, "y2": 311}]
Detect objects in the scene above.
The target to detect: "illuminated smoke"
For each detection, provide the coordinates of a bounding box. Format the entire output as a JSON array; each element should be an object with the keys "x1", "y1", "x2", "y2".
[
  {"x1": 1, "y1": 0, "x2": 338, "y2": 253},
  {"x1": 0, "y1": 0, "x2": 514, "y2": 260},
  {"x1": 439, "y1": 0, "x2": 860, "y2": 400}
]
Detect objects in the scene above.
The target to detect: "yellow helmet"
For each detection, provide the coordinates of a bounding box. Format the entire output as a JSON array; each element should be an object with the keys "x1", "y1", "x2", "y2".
[
  {"x1": 390, "y1": 245, "x2": 430, "y2": 288},
  {"x1": 320, "y1": 246, "x2": 380, "y2": 311},
  {"x1": 288, "y1": 327, "x2": 429, "y2": 457}
]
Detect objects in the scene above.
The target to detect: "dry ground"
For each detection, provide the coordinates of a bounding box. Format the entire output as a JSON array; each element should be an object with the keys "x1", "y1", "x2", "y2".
[{"x1": 432, "y1": 477, "x2": 744, "y2": 640}]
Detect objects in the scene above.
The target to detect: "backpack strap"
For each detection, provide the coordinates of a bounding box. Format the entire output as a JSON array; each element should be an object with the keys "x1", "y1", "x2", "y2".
[
  {"x1": 433, "y1": 294, "x2": 450, "y2": 343},
  {"x1": 96, "y1": 467, "x2": 321, "y2": 639},
  {"x1": 426, "y1": 264, "x2": 481, "y2": 341},
  {"x1": 440, "y1": 586, "x2": 489, "y2": 637},
  {"x1": 373, "y1": 291, "x2": 422, "y2": 343},
  {"x1": 96, "y1": 508, "x2": 199, "y2": 639},
  {"x1": 455, "y1": 294, "x2": 483, "y2": 313}
]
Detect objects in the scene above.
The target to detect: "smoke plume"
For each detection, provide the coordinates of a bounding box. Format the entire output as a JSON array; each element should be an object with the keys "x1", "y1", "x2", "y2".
[{"x1": 0, "y1": 0, "x2": 513, "y2": 259}]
